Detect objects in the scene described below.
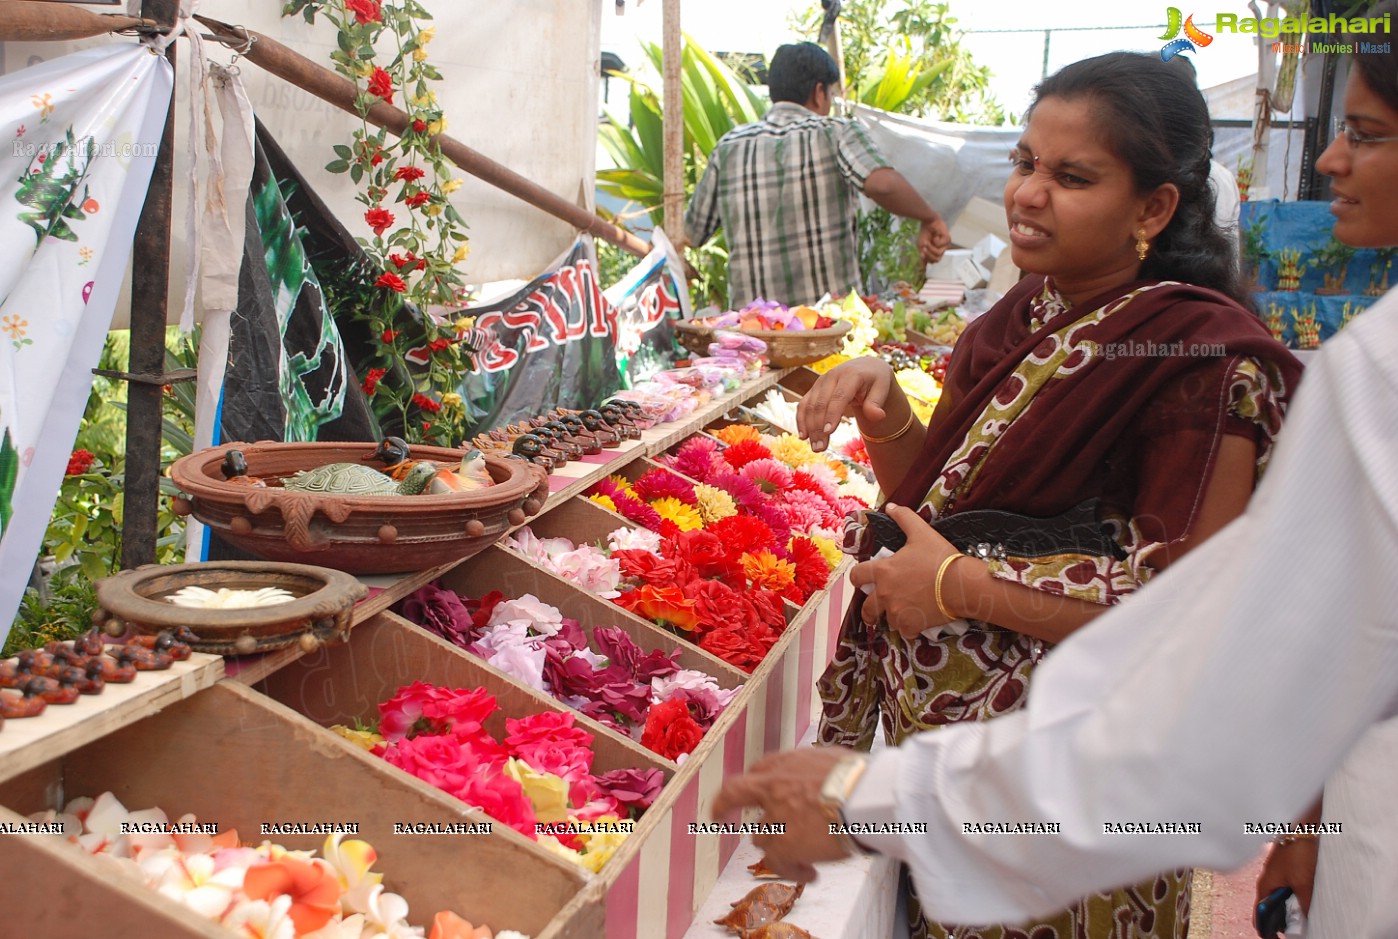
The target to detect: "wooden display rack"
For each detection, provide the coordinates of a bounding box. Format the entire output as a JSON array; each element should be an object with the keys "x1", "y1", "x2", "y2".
[{"x1": 0, "y1": 369, "x2": 853, "y2": 939}]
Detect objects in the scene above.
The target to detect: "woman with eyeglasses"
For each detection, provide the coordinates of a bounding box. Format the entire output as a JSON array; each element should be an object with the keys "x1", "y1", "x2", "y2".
[
  {"x1": 715, "y1": 11, "x2": 1398, "y2": 938},
  {"x1": 789, "y1": 49, "x2": 1302, "y2": 939}
]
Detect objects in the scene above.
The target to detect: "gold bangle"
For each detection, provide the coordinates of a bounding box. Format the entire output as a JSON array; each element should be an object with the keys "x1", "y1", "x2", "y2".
[
  {"x1": 934, "y1": 554, "x2": 963, "y2": 620},
  {"x1": 862, "y1": 411, "x2": 915, "y2": 444},
  {"x1": 1274, "y1": 832, "x2": 1320, "y2": 847}
]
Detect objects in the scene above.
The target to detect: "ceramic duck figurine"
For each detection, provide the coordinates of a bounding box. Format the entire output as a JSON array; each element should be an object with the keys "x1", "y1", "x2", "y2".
[
  {"x1": 220, "y1": 450, "x2": 266, "y2": 486},
  {"x1": 365, "y1": 437, "x2": 494, "y2": 493}
]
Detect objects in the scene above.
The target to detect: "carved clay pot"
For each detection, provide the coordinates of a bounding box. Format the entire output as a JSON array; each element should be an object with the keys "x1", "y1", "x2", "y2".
[
  {"x1": 95, "y1": 561, "x2": 367, "y2": 655},
  {"x1": 168, "y1": 442, "x2": 550, "y2": 574},
  {"x1": 673, "y1": 319, "x2": 851, "y2": 368}
]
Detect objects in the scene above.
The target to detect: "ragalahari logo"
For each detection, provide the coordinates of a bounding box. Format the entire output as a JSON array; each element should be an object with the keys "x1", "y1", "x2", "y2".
[{"x1": 1160, "y1": 7, "x2": 1214, "y2": 60}]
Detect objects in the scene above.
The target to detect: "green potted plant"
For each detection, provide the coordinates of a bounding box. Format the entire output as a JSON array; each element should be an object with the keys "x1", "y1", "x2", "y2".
[{"x1": 1310, "y1": 235, "x2": 1358, "y2": 294}]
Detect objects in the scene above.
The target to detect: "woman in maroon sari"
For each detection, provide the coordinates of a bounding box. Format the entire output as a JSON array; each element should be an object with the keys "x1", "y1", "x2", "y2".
[{"x1": 797, "y1": 52, "x2": 1303, "y2": 939}]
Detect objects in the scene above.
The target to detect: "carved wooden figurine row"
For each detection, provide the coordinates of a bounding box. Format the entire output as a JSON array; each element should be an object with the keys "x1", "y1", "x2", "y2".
[
  {"x1": 0, "y1": 627, "x2": 194, "y2": 728},
  {"x1": 471, "y1": 402, "x2": 647, "y2": 473}
]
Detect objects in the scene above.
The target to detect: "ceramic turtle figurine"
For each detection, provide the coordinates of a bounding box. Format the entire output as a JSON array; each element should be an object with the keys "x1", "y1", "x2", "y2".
[{"x1": 281, "y1": 460, "x2": 436, "y2": 496}]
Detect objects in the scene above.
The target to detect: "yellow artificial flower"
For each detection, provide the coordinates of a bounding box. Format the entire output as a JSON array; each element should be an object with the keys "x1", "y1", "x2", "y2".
[
  {"x1": 589, "y1": 493, "x2": 618, "y2": 512},
  {"x1": 411, "y1": 92, "x2": 437, "y2": 108},
  {"x1": 440, "y1": 392, "x2": 463, "y2": 409},
  {"x1": 692, "y1": 484, "x2": 737, "y2": 524},
  {"x1": 331, "y1": 724, "x2": 385, "y2": 752},
  {"x1": 427, "y1": 117, "x2": 447, "y2": 137},
  {"x1": 607, "y1": 475, "x2": 636, "y2": 495},
  {"x1": 418, "y1": 26, "x2": 436, "y2": 45},
  {"x1": 454, "y1": 315, "x2": 475, "y2": 332},
  {"x1": 713, "y1": 424, "x2": 762, "y2": 446},
  {"x1": 451, "y1": 244, "x2": 470, "y2": 264},
  {"x1": 576, "y1": 817, "x2": 630, "y2": 873},
  {"x1": 503, "y1": 758, "x2": 570, "y2": 823},
  {"x1": 442, "y1": 178, "x2": 464, "y2": 194},
  {"x1": 651, "y1": 497, "x2": 703, "y2": 532},
  {"x1": 741, "y1": 549, "x2": 796, "y2": 592},
  {"x1": 767, "y1": 433, "x2": 819, "y2": 469},
  {"x1": 809, "y1": 535, "x2": 844, "y2": 570},
  {"x1": 424, "y1": 204, "x2": 443, "y2": 217},
  {"x1": 413, "y1": 47, "x2": 429, "y2": 62},
  {"x1": 321, "y1": 832, "x2": 384, "y2": 895},
  {"x1": 535, "y1": 833, "x2": 585, "y2": 866}
]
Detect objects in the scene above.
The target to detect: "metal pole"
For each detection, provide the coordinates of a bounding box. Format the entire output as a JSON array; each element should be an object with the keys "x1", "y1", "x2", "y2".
[
  {"x1": 121, "y1": 0, "x2": 176, "y2": 570},
  {"x1": 1042, "y1": 29, "x2": 1051, "y2": 80},
  {"x1": 661, "y1": 0, "x2": 683, "y2": 241}
]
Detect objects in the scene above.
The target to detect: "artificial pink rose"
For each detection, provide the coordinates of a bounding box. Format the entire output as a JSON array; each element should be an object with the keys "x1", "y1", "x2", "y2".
[
  {"x1": 504, "y1": 712, "x2": 594, "y2": 784},
  {"x1": 593, "y1": 767, "x2": 664, "y2": 814}
]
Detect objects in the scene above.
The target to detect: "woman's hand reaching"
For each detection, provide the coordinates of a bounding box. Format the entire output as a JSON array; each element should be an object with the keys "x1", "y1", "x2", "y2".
[{"x1": 796, "y1": 358, "x2": 900, "y2": 453}]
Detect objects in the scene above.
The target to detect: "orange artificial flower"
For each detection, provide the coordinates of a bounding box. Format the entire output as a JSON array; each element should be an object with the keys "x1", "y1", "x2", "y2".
[
  {"x1": 618, "y1": 585, "x2": 700, "y2": 632},
  {"x1": 242, "y1": 857, "x2": 341, "y2": 936},
  {"x1": 713, "y1": 424, "x2": 762, "y2": 446},
  {"x1": 741, "y1": 549, "x2": 796, "y2": 592},
  {"x1": 429, "y1": 910, "x2": 493, "y2": 939}
]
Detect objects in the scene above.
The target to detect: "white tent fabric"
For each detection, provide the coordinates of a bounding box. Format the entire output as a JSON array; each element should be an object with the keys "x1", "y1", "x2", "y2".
[
  {"x1": 0, "y1": 43, "x2": 173, "y2": 646},
  {"x1": 3, "y1": 1, "x2": 603, "y2": 324}
]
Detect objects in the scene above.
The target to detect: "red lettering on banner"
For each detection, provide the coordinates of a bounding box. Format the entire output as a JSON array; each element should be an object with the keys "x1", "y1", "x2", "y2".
[
  {"x1": 472, "y1": 311, "x2": 518, "y2": 371},
  {"x1": 502, "y1": 302, "x2": 549, "y2": 353},
  {"x1": 582, "y1": 261, "x2": 614, "y2": 339},
  {"x1": 551, "y1": 266, "x2": 589, "y2": 341}
]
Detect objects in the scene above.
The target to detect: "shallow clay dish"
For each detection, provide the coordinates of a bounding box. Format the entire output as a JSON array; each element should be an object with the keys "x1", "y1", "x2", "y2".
[
  {"x1": 674, "y1": 319, "x2": 851, "y2": 368},
  {"x1": 95, "y1": 561, "x2": 367, "y2": 655},
  {"x1": 168, "y1": 442, "x2": 549, "y2": 574}
]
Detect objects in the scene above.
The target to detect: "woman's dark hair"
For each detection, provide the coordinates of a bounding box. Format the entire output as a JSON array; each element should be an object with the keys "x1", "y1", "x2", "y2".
[
  {"x1": 1348, "y1": 0, "x2": 1398, "y2": 112},
  {"x1": 768, "y1": 42, "x2": 840, "y2": 106},
  {"x1": 1029, "y1": 51, "x2": 1248, "y2": 306}
]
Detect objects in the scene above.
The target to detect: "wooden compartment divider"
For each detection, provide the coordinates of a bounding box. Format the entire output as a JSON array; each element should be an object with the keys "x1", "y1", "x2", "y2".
[{"x1": 0, "y1": 681, "x2": 593, "y2": 938}]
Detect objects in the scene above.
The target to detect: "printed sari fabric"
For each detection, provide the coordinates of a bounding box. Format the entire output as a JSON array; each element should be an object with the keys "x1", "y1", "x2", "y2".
[{"x1": 817, "y1": 275, "x2": 1303, "y2": 939}]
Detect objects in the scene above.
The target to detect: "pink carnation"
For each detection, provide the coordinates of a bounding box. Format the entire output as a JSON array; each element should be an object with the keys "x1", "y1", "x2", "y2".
[
  {"x1": 741, "y1": 458, "x2": 794, "y2": 494},
  {"x1": 781, "y1": 489, "x2": 841, "y2": 530},
  {"x1": 705, "y1": 472, "x2": 766, "y2": 512},
  {"x1": 632, "y1": 469, "x2": 697, "y2": 505},
  {"x1": 790, "y1": 470, "x2": 841, "y2": 510},
  {"x1": 780, "y1": 498, "x2": 825, "y2": 535},
  {"x1": 612, "y1": 489, "x2": 664, "y2": 530},
  {"x1": 667, "y1": 436, "x2": 721, "y2": 482}
]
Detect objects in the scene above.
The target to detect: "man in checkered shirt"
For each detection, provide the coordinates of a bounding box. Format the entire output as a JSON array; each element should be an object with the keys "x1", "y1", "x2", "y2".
[{"x1": 685, "y1": 42, "x2": 950, "y2": 308}]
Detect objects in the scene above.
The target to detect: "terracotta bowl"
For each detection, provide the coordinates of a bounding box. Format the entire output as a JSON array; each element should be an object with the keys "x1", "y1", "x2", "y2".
[
  {"x1": 95, "y1": 561, "x2": 367, "y2": 655},
  {"x1": 674, "y1": 319, "x2": 851, "y2": 368},
  {"x1": 168, "y1": 442, "x2": 550, "y2": 574}
]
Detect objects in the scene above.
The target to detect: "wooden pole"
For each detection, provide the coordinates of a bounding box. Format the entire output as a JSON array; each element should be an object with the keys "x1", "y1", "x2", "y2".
[
  {"x1": 661, "y1": 0, "x2": 684, "y2": 242},
  {"x1": 196, "y1": 16, "x2": 650, "y2": 259},
  {"x1": 122, "y1": 0, "x2": 177, "y2": 570}
]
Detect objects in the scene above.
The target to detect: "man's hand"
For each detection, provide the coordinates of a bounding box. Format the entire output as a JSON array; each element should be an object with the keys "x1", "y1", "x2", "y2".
[
  {"x1": 918, "y1": 216, "x2": 952, "y2": 265},
  {"x1": 712, "y1": 746, "x2": 858, "y2": 882}
]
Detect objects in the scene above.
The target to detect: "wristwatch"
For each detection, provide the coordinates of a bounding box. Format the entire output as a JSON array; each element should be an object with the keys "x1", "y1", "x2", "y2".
[{"x1": 820, "y1": 754, "x2": 871, "y2": 855}]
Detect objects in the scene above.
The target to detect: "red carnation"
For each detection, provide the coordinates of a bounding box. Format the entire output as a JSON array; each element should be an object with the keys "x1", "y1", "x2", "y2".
[
  {"x1": 404, "y1": 191, "x2": 431, "y2": 208},
  {"x1": 345, "y1": 0, "x2": 382, "y2": 23},
  {"x1": 412, "y1": 119, "x2": 428, "y2": 133},
  {"x1": 640, "y1": 697, "x2": 704, "y2": 760},
  {"x1": 789, "y1": 536, "x2": 832, "y2": 600},
  {"x1": 375, "y1": 272, "x2": 407, "y2": 293},
  {"x1": 361, "y1": 367, "x2": 388, "y2": 395},
  {"x1": 65, "y1": 449, "x2": 95, "y2": 476},
  {"x1": 721, "y1": 438, "x2": 773, "y2": 470},
  {"x1": 412, "y1": 393, "x2": 443, "y2": 413},
  {"x1": 707, "y1": 514, "x2": 778, "y2": 557},
  {"x1": 393, "y1": 165, "x2": 426, "y2": 182},
  {"x1": 367, "y1": 66, "x2": 394, "y2": 104},
  {"x1": 364, "y1": 206, "x2": 395, "y2": 236}
]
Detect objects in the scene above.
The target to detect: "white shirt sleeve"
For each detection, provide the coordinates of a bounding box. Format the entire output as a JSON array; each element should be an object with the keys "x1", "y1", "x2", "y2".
[{"x1": 842, "y1": 292, "x2": 1398, "y2": 925}]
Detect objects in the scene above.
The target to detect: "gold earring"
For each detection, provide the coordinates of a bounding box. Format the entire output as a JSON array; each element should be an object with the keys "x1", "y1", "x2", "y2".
[{"x1": 1135, "y1": 228, "x2": 1150, "y2": 261}]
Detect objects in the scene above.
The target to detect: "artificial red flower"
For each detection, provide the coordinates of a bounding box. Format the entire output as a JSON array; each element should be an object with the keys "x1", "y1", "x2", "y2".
[
  {"x1": 65, "y1": 449, "x2": 95, "y2": 476},
  {"x1": 699, "y1": 626, "x2": 768, "y2": 673},
  {"x1": 404, "y1": 191, "x2": 432, "y2": 208},
  {"x1": 609, "y1": 489, "x2": 663, "y2": 530},
  {"x1": 667, "y1": 529, "x2": 741, "y2": 582},
  {"x1": 364, "y1": 206, "x2": 395, "y2": 236},
  {"x1": 612, "y1": 548, "x2": 691, "y2": 588},
  {"x1": 375, "y1": 271, "x2": 407, "y2": 293},
  {"x1": 367, "y1": 66, "x2": 395, "y2": 104},
  {"x1": 428, "y1": 337, "x2": 453, "y2": 352},
  {"x1": 640, "y1": 697, "x2": 703, "y2": 760},
  {"x1": 707, "y1": 514, "x2": 778, "y2": 557},
  {"x1": 345, "y1": 0, "x2": 382, "y2": 24},
  {"x1": 412, "y1": 118, "x2": 428, "y2": 133},
  {"x1": 412, "y1": 393, "x2": 442, "y2": 413},
  {"x1": 721, "y1": 438, "x2": 773, "y2": 470},
  {"x1": 685, "y1": 578, "x2": 754, "y2": 634},
  {"x1": 379, "y1": 681, "x2": 499, "y2": 741},
  {"x1": 361, "y1": 366, "x2": 387, "y2": 395},
  {"x1": 789, "y1": 536, "x2": 833, "y2": 599},
  {"x1": 381, "y1": 328, "x2": 400, "y2": 342},
  {"x1": 616, "y1": 585, "x2": 700, "y2": 632},
  {"x1": 393, "y1": 165, "x2": 426, "y2": 182},
  {"x1": 358, "y1": 141, "x2": 385, "y2": 167}
]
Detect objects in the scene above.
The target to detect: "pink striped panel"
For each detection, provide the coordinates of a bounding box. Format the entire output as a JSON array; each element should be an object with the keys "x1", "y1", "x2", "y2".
[
  {"x1": 763, "y1": 655, "x2": 787, "y2": 754},
  {"x1": 605, "y1": 852, "x2": 641, "y2": 939},
  {"x1": 720, "y1": 706, "x2": 748, "y2": 859},
  {"x1": 794, "y1": 599, "x2": 817, "y2": 741},
  {"x1": 827, "y1": 577, "x2": 846, "y2": 649},
  {"x1": 666, "y1": 778, "x2": 700, "y2": 938}
]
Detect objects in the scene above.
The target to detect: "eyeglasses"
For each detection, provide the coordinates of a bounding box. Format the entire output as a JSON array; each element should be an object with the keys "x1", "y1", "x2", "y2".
[{"x1": 1334, "y1": 120, "x2": 1398, "y2": 148}]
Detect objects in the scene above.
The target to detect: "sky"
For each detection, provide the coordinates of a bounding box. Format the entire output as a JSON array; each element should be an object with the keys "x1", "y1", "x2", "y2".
[{"x1": 600, "y1": 0, "x2": 1266, "y2": 121}]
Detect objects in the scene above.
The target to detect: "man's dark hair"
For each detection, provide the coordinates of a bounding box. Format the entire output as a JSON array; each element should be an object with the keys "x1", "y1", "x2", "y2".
[{"x1": 767, "y1": 42, "x2": 839, "y2": 105}]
